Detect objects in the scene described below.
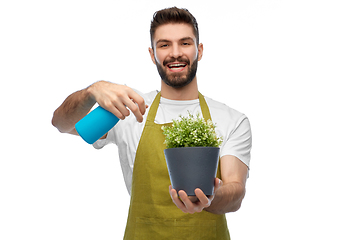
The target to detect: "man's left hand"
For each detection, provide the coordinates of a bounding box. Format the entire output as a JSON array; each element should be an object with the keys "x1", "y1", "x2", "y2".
[{"x1": 169, "y1": 178, "x2": 223, "y2": 214}]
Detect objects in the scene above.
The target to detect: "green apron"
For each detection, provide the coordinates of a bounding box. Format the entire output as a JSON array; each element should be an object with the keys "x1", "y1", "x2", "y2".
[{"x1": 123, "y1": 92, "x2": 230, "y2": 240}]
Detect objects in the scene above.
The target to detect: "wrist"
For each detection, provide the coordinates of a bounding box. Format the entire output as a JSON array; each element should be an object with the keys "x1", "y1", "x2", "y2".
[{"x1": 86, "y1": 81, "x2": 104, "y2": 105}]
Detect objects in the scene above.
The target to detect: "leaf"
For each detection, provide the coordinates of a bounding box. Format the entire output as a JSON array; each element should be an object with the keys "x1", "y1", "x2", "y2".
[{"x1": 162, "y1": 112, "x2": 223, "y2": 149}]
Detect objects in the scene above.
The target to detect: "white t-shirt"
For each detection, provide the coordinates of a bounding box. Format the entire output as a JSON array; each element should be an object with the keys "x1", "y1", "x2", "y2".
[{"x1": 93, "y1": 90, "x2": 252, "y2": 194}]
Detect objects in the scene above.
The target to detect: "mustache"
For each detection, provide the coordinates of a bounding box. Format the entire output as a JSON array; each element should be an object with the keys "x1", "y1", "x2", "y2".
[{"x1": 163, "y1": 57, "x2": 190, "y2": 66}]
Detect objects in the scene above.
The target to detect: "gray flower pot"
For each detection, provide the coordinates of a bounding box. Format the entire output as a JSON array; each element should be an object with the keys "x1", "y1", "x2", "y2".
[{"x1": 164, "y1": 147, "x2": 220, "y2": 196}]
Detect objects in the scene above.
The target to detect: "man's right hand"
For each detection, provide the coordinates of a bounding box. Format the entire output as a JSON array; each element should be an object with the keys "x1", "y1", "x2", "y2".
[
  {"x1": 88, "y1": 81, "x2": 148, "y2": 123},
  {"x1": 52, "y1": 81, "x2": 147, "y2": 135}
]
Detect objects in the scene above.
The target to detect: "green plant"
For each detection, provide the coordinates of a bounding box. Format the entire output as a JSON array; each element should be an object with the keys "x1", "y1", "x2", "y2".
[{"x1": 162, "y1": 113, "x2": 223, "y2": 149}]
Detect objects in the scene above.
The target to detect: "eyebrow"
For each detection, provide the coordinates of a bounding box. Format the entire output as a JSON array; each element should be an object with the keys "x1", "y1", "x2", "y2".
[
  {"x1": 179, "y1": 37, "x2": 195, "y2": 42},
  {"x1": 156, "y1": 39, "x2": 171, "y2": 45},
  {"x1": 156, "y1": 37, "x2": 195, "y2": 45}
]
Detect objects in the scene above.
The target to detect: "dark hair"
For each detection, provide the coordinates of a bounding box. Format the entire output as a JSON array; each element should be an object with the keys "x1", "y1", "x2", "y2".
[{"x1": 150, "y1": 7, "x2": 199, "y2": 48}]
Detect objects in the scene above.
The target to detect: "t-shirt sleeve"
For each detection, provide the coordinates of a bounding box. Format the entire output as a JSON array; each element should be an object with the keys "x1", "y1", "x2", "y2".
[
  {"x1": 220, "y1": 116, "x2": 252, "y2": 169},
  {"x1": 92, "y1": 126, "x2": 116, "y2": 149}
]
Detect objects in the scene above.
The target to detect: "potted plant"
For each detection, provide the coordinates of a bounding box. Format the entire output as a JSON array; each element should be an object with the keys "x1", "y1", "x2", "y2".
[{"x1": 162, "y1": 113, "x2": 223, "y2": 199}]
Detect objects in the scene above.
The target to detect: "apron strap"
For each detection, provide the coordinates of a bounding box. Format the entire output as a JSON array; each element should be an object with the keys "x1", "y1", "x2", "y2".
[
  {"x1": 146, "y1": 91, "x2": 161, "y2": 124},
  {"x1": 198, "y1": 92, "x2": 212, "y2": 122}
]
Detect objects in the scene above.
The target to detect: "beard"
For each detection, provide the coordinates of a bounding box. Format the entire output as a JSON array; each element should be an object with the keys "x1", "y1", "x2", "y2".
[{"x1": 155, "y1": 57, "x2": 198, "y2": 89}]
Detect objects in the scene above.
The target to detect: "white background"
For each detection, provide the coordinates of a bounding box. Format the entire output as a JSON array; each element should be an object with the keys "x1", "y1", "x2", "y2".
[{"x1": 1, "y1": 0, "x2": 359, "y2": 239}]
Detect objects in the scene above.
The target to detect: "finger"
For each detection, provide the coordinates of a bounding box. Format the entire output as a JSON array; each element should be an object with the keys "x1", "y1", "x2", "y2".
[
  {"x1": 214, "y1": 178, "x2": 223, "y2": 192},
  {"x1": 133, "y1": 95, "x2": 147, "y2": 115},
  {"x1": 169, "y1": 186, "x2": 187, "y2": 212},
  {"x1": 178, "y1": 190, "x2": 200, "y2": 214},
  {"x1": 206, "y1": 178, "x2": 223, "y2": 202},
  {"x1": 129, "y1": 92, "x2": 146, "y2": 115},
  {"x1": 178, "y1": 191, "x2": 192, "y2": 207},
  {"x1": 127, "y1": 91, "x2": 146, "y2": 120},
  {"x1": 194, "y1": 188, "x2": 211, "y2": 208},
  {"x1": 113, "y1": 101, "x2": 130, "y2": 119},
  {"x1": 123, "y1": 99, "x2": 145, "y2": 123},
  {"x1": 102, "y1": 104, "x2": 126, "y2": 120}
]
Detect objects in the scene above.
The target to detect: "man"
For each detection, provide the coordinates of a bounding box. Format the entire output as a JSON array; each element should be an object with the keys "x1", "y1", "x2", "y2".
[{"x1": 52, "y1": 7, "x2": 251, "y2": 239}]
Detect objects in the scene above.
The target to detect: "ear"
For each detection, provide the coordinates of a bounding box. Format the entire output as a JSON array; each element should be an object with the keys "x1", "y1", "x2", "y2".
[
  {"x1": 197, "y1": 43, "x2": 204, "y2": 61},
  {"x1": 149, "y1": 47, "x2": 156, "y2": 64}
]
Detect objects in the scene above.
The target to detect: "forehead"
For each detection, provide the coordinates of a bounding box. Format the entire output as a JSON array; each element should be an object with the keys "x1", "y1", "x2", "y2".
[{"x1": 154, "y1": 23, "x2": 196, "y2": 43}]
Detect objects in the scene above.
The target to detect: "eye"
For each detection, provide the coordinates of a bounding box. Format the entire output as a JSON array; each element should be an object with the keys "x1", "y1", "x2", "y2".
[
  {"x1": 182, "y1": 42, "x2": 190, "y2": 46},
  {"x1": 157, "y1": 43, "x2": 168, "y2": 48}
]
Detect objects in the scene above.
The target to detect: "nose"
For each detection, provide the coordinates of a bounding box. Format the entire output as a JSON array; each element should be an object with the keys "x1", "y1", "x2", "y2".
[{"x1": 169, "y1": 44, "x2": 183, "y2": 59}]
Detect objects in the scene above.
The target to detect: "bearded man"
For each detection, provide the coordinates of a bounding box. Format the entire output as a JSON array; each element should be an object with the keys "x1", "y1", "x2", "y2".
[{"x1": 52, "y1": 7, "x2": 252, "y2": 239}]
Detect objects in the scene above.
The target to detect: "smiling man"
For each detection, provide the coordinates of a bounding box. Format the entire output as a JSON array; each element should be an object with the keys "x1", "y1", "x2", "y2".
[
  {"x1": 52, "y1": 7, "x2": 252, "y2": 239},
  {"x1": 151, "y1": 25, "x2": 200, "y2": 90}
]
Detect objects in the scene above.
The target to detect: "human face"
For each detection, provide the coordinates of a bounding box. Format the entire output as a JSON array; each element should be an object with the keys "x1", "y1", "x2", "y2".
[{"x1": 149, "y1": 23, "x2": 203, "y2": 88}]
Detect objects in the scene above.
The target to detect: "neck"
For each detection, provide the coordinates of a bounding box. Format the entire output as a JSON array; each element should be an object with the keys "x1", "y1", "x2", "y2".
[{"x1": 160, "y1": 76, "x2": 199, "y2": 100}]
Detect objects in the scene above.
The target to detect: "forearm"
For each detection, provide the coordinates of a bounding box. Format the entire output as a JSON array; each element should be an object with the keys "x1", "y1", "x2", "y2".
[
  {"x1": 52, "y1": 87, "x2": 96, "y2": 133},
  {"x1": 205, "y1": 182, "x2": 246, "y2": 215}
]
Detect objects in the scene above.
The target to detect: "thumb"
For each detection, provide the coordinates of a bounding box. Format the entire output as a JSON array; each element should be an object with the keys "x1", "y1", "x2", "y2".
[{"x1": 215, "y1": 178, "x2": 223, "y2": 192}]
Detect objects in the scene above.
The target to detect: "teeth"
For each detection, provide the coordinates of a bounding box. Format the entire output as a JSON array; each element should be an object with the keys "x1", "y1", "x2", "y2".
[{"x1": 169, "y1": 63, "x2": 186, "y2": 68}]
